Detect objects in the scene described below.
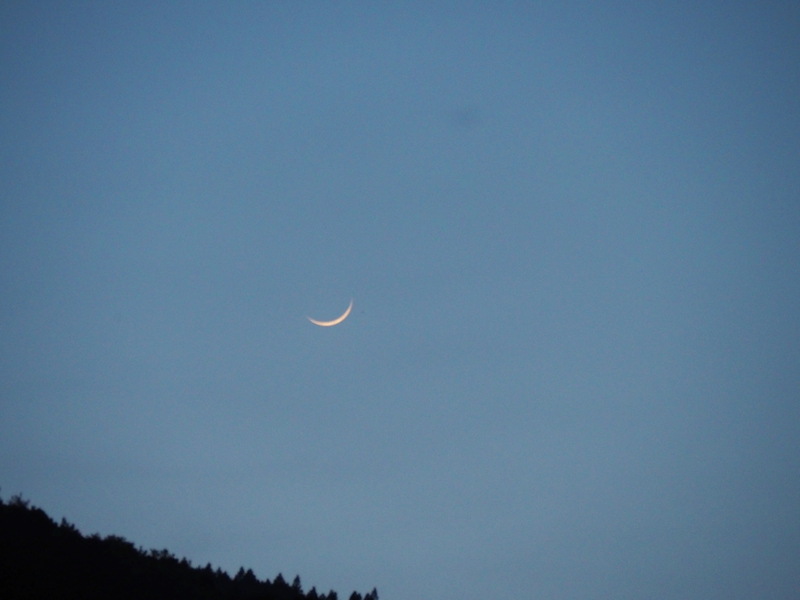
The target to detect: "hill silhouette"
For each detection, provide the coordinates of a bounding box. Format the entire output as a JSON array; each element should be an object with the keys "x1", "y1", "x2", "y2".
[{"x1": 0, "y1": 493, "x2": 378, "y2": 600}]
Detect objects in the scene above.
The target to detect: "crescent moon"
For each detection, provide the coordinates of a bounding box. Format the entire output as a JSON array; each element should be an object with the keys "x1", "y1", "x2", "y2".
[{"x1": 307, "y1": 299, "x2": 353, "y2": 327}]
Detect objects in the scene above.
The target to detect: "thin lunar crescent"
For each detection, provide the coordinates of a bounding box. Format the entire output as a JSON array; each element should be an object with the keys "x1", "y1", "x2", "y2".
[{"x1": 307, "y1": 299, "x2": 353, "y2": 327}]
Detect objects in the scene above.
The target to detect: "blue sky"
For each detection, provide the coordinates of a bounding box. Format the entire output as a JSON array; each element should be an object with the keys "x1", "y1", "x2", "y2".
[{"x1": 1, "y1": 3, "x2": 799, "y2": 599}]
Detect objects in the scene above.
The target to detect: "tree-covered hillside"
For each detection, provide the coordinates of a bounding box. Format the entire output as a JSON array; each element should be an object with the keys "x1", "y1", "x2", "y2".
[{"x1": 0, "y1": 494, "x2": 377, "y2": 600}]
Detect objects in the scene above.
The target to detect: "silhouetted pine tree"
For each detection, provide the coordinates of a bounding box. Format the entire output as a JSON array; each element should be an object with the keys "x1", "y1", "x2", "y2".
[{"x1": 292, "y1": 576, "x2": 303, "y2": 595}]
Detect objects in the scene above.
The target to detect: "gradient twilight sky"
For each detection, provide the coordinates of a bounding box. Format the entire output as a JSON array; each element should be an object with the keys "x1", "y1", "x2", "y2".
[{"x1": 2, "y1": 2, "x2": 799, "y2": 599}]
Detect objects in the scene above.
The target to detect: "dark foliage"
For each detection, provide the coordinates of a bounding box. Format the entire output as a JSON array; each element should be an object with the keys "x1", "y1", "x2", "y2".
[{"x1": 0, "y1": 494, "x2": 376, "y2": 600}]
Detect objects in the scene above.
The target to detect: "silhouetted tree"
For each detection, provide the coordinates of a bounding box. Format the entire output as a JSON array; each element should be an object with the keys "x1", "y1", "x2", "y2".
[{"x1": 292, "y1": 575, "x2": 303, "y2": 595}]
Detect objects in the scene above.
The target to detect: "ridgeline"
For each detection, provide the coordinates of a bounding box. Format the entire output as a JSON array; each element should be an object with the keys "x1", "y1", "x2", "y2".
[{"x1": 0, "y1": 494, "x2": 377, "y2": 600}]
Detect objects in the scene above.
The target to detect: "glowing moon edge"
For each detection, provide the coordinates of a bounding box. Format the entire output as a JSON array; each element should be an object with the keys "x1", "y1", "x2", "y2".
[{"x1": 307, "y1": 299, "x2": 353, "y2": 327}]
